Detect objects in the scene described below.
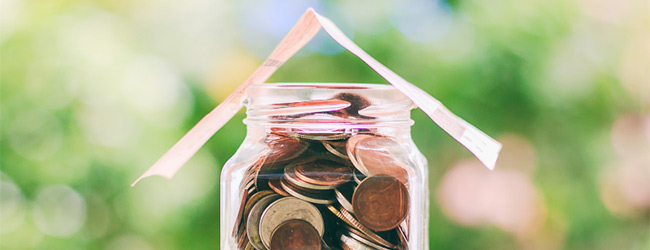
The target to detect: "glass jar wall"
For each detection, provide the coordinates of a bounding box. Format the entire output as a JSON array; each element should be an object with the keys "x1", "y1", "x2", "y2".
[{"x1": 220, "y1": 83, "x2": 429, "y2": 250}]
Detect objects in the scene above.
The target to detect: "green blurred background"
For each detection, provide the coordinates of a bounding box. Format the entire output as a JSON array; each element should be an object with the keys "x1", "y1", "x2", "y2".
[{"x1": 1, "y1": 0, "x2": 648, "y2": 249}]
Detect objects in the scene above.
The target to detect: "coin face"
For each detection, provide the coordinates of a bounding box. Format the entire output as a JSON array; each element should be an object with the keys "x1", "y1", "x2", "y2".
[
  {"x1": 293, "y1": 159, "x2": 352, "y2": 186},
  {"x1": 269, "y1": 219, "x2": 321, "y2": 250},
  {"x1": 353, "y1": 175, "x2": 409, "y2": 232},
  {"x1": 247, "y1": 194, "x2": 281, "y2": 250},
  {"x1": 351, "y1": 135, "x2": 409, "y2": 184},
  {"x1": 259, "y1": 197, "x2": 324, "y2": 249}
]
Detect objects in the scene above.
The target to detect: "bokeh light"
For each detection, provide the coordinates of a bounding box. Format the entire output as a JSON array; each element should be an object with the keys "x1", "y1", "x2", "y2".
[
  {"x1": 32, "y1": 185, "x2": 87, "y2": 237},
  {"x1": 437, "y1": 135, "x2": 547, "y2": 242},
  {"x1": 600, "y1": 113, "x2": 650, "y2": 217},
  {"x1": 0, "y1": 174, "x2": 27, "y2": 234}
]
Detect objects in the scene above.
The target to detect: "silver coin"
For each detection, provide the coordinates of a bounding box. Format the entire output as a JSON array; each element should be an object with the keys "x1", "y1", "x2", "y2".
[
  {"x1": 335, "y1": 188, "x2": 354, "y2": 214},
  {"x1": 344, "y1": 227, "x2": 392, "y2": 250},
  {"x1": 339, "y1": 232, "x2": 375, "y2": 250},
  {"x1": 259, "y1": 197, "x2": 325, "y2": 249},
  {"x1": 247, "y1": 194, "x2": 281, "y2": 250}
]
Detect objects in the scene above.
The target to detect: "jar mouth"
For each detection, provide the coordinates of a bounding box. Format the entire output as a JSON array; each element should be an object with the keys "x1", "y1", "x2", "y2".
[{"x1": 244, "y1": 83, "x2": 415, "y2": 127}]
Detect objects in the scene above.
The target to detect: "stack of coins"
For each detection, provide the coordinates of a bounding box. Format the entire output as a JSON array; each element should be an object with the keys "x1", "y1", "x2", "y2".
[{"x1": 233, "y1": 93, "x2": 410, "y2": 250}]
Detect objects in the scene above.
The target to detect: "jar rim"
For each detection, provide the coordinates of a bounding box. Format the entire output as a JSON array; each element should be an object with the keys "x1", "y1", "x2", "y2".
[
  {"x1": 249, "y1": 83, "x2": 398, "y2": 90},
  {"x1": 244, "y1": 83, "x2": 414, "y2": 127}
]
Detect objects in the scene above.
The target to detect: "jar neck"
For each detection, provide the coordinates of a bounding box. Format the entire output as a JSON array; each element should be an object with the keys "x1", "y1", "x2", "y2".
[
  {"x1": 244, "y1": 83, "x2": 416, "y2": 129},
  {"x1": 244, "y1": 123, "x2": 415, "y2": 142}
]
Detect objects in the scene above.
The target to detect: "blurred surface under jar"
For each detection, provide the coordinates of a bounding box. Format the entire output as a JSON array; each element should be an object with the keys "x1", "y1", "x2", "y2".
[{"x1": 221, "y1": 83, "x2": 429, "y2": 250}]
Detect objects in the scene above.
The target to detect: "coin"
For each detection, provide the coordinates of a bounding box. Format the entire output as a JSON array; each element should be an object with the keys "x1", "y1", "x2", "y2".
[
  {"x1": 353, "y1": 175, "x2": 409, "y2": 231},
  {"x1": 237, "y1": 230, "x2": 248, "y2": 249},
  {"x1": 284, "y1": 164, "x2": 337, "y2": 191},
  {"x1": 349, "y1": 135, "x2": 409, "y2": 184},
  {"x1": 293, "y1": 159, "x2": 352, "y2": 186},
  {"x1": 267, "y1": 178, "x2": 290, "y2": 197},
  {"x1": 396, "y1": 226, "x2": 409, "y2": 250},
  {"x1": 353, "y1": 169, "x2": 366, "y2": 184},
  {"x1": 331, "y1": 92, "x2": 371, "y2": 118},
  {"x1": 339, "y1": 231, "x2": 375, "y2": 250},
  {"x1": 322, "y1": 141, "x2": 349, "y2": 160},
  {"x1": 232, "y1": 189, "x2": 250, "y2": 237},
  {"x1": 259, "y1": 197, "x2": 324, "y2": 249},
  {"x1": 247, "y1": 194, "x2": 281, "y2": 250},
  {"x1": 269, "y1": 99, "x2": 351, "y2": 117},
  {"x1": 334, "y1": 184, "x2": 355, "y2": 214},
  {"x1": 264, "y1": 135, "x2": 308, "y2": 164},
  {"x1": 236, "y1": 190, "x2": 275, "y2": 239},
  {"x1": 269, "y1": 219, "x2": 321, "y2": 250},
  {"x1": 326, "y1": 205, "x2": 396, "y2": 249},
  {"x1": 343, "y1": 226, "x2": 392, "y2": 250},
  {"x1": 280, "y1": 179, "x2": 335, "y2": 205}
]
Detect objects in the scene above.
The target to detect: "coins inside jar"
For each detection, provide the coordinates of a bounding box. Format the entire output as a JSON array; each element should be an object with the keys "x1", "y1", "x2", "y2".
[
  {"x1": 269, "y1": 219, "x2": 321, "y2": 250},
  {"x1": 234, "y1": 94, "x2": 411, "y2": 250}
]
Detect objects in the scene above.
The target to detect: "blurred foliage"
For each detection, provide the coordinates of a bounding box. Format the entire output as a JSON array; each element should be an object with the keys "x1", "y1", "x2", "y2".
[{"x1": 1, "y1": 0, "x2": 648, "y2": 249}]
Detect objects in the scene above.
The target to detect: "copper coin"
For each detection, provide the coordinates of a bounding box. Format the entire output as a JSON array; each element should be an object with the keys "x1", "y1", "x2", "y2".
[
  {"x1": 293, "y1": 159, "x2": 352, "y2": 186},
  {"x1": 281, "y1": 174, "x2": 335, "y2": 197},
  {"x1": 280, "y1": 179, "x2": 335, "y2": 205},
  {"x1": 264, "y1": 135, "x2": 308, "y2": 164},
  {"x1": 268, "y1": 178, "x2": 290, "y2": 197},
  {"x1": 353, "y1": 175, "x2": 409, "y2": 232},
  {"x1": 331, "y1": 92, "x2": 371, "y2": 117},
  {"x1": 237, "y1": 230, "x2": 248, "y2": 249},
  {"x1": 232, "y1": 189, "x2": 250, "y2": 237},
  {"x1": 269, "y1": 99, "x2": 351, "y2": 116},
  {"x1": 256, "y1": 136, "x2": 308, "y2": 190},
  {"x1": 284, "y1": 167, "x2": 335, "y2": 191},
  {"x1": 259, "y1": 197, "x2": 324, "y2": 248},
  {"x1": 269, "y1": 219, "x2": 321, "y2": 250},
  {"x1": 350, "y1": 135, "x2": 409, "y2": 184}
]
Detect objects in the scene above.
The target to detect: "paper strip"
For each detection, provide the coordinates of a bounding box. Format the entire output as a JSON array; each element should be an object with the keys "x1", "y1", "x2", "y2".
[{"x1": 132, "y1": 8, "x2": 501, "y2": 186}]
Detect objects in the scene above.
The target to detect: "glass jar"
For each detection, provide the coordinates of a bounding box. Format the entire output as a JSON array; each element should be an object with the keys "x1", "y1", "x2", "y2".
[{"x1": 221, "y1": 83, "x2": 429, "y2": 250}]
